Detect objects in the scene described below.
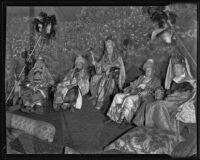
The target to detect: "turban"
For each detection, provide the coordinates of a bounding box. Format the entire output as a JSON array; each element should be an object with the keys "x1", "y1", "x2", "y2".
[
  {"x1": 143, "y1": 59, "x2": 155, "y2": 70},
  {"x1": 75, "y1": 55, "x2": 86, "y2": 65}
]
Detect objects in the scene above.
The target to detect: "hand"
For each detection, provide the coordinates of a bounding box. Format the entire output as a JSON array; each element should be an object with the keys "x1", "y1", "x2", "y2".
[
  {"x1": 123, "y1": 87, "x2": 130, "y2": 93},
  {"x1": 106, "y1": 69, "x2": 110, "y2": 75},
  {"x1": 33, "y1": 86, "x2": 39, "y2": 91},
  {"x1": 138, "y1": 84, "x2": 146, "y2": 90},
  {"x1": 140, "y1": 91, "x2": 148, "y2": 97}
]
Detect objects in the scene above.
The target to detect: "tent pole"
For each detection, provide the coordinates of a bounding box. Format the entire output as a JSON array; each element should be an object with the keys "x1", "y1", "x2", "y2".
[{"x1": 29, "y1": 7, "x2": 35, "y2": 53}]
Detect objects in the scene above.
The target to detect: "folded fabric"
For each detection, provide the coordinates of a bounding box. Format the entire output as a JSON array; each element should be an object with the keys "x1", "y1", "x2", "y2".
[
  {"x1": 104, "y1": 126, "x2": 184, "y2": 155},
  {"x1": 176, "y1": 101, "x2": 196, "y2": 123},
  {"x1": 6, "y1": 112, "x2": 56, "y2": 143}
]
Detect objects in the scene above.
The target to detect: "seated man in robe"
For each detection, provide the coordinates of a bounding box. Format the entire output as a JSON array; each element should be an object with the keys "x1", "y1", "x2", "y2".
[
  {"x1": 106, "y1": 59, "x2": 161, "y2": 124},
  {"x1": 133, "y1": 55, "x2": 196, "y2": 142},
  {"x1": 20, "y1": 56, "x2": 54, "y2": 114},
  {"x1": 53, "y1": 55, "x2": 89, "y2": 112}
]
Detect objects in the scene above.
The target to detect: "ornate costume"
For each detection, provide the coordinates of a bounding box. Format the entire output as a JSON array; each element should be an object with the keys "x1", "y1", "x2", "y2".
[
  {"x1": 20, "y1": 56, "x2": 54, "y2": 114},
  {"x1": 53, "y1": 55, "x2": 89, "y2": 111},
  {"x1": 106, "y1": 59, "x2": 161, "y2": 124},
  {"x1": 133, "y1": 56, "x2": 196, "y2": 142},
  {"x1": 90, "y1": 39, "x2": 126, "y2": 110}
]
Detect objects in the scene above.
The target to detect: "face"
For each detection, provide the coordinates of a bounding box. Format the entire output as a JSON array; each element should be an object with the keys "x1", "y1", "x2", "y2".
[
  {"x1": 38, "y1": 24, "x2": 43, "y2": 32},
  {"x1": 155, "y1": 89, "x2": 164, "y2": 100},
  {"x1": 33, "y1": 65, "x2": 43, "y2": 80},
  {"x1": 76, "y1": 62, "x2": 83, "y2": 70},
  {"x1": 145, "y1": 67, "x2": 153, "y2": 77},
  {"x1": 46, "y1": 24, "x2": 52, "y2": 34},
  {"x1": 105, "y1": 40, "x2": 114, "y2": 55},
  {"x1": 34, "y1": 71, "x2": 42, "y2": 80},
  {"x1": 173, "y1": 63, "x2": 185, "y2": 77},
  {"x1": 162, "y1": 32, "x2": 172, "y2": 44}
]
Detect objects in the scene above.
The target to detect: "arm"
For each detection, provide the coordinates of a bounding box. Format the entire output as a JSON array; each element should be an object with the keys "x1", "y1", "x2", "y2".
[
  {"x1": 130, "y1": 76, "x2": 143, "y2": 91},
  {"x1": 139, "y1": 78, "x2": 161, "y2": 97},
  {"x1": 122, "y1": 76, "x2": 142, "y2": 93},
  {"x1": 91, "y1": 52, "x2": 97, "y2": 66}
]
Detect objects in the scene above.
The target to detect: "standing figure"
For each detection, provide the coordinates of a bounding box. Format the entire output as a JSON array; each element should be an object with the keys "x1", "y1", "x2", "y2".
[
  {"x1": 22, "y1": 50, "x2": 36, "y2": 82},
  {"x1": 11, "y1": 53, "x2": 26, "y2": 106},
  {"x1": 133, "y1": 55, "x2": 196, "y2": 142},
  {"x1": 106, "y1": 59, "x2": 161, "y2": 124},
  {"x1": 90, "y1": 36, "x2": 126, "y2": 110},
  {"x1": 20, "y1": 56, "x2": 54, "y2": 114},
  {"x1": 53, "y1": 55, "x2": 89, "y2": 112}
]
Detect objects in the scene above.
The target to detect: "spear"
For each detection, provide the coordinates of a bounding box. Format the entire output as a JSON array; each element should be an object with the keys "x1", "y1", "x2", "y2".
[{"x1": 6, "y1": 35, "x2": 42, "y2": 104}]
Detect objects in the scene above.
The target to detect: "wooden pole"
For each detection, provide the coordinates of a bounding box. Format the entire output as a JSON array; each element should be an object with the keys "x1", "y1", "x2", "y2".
[{"x1": 29, "y1": 7, "x2": 35, "y2": 53}]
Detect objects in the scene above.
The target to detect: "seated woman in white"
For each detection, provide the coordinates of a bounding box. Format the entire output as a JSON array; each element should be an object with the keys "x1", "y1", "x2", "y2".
[{"x1": 106, "y1": 59, "x2": 161, "y2": 124}]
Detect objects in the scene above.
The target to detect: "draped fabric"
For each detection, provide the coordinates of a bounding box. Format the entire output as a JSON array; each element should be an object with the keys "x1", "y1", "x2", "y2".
[
  {"x1": 90, "y1": 53, "x2": 125, "y2": 109},
  {"x1": 28, "y1": 60, "x2": 54, "y2": 85},
  {"x1": 104, "y1": 126, "x2": 183, "y2": 155},
  {"x1": 133, "y1": 83, "x2": 194, "y2": 142},
  {"x1": 107, "y1": 75, "x2": 161, "y2": 123},
  {"x1": 164, "y1": 57, "x2": 196, "y2": 124},
  {"x1": 133, "y1": 57, "x2": 196, "y2": 142},
  {"x1": 53, "y1": 67, "x2": 89, "y2": 111},
  {"x1": 21, "y1": 59, "x2": 54, "y2": 108}
]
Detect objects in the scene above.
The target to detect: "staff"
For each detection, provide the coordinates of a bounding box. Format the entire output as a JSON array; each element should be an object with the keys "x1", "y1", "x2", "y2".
[{"x1": 6, "y1": 35, "x2": 42, "y2": 104}]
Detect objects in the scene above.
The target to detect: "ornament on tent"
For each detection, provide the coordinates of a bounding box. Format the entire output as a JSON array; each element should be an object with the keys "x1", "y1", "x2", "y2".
[
  {"x1": 33, "y1": 11, "x2": 57, "y2": 42},
  {"x1": 143, "y1": 6, "x2": 177, "y2": 44},
  {"x1": 6, "y1": 12, "x2": 58, "y2": 105}
]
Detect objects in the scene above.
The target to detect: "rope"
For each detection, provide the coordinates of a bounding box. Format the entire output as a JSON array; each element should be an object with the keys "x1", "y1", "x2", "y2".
[
  {"x1": 6, "y1": 35, "x2": 42, "y2": 104},
  {"x1": 164, "y1": 13, "x2": 197, "y2": 67},
  {"x1": 174, "y1": 32, "x2": 197, "y2": 67}
]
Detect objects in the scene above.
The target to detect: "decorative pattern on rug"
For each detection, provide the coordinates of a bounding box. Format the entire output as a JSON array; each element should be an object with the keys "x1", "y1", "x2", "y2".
[
  {"x1": 6, "y1": 112, "x2": 56, "y2": 143},
  {"x1": 104, "y1": 126, "x2": 183, "y2": 155}
]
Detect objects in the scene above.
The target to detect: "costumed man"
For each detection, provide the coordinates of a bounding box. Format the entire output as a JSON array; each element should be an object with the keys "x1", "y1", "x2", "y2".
[
  {"x1": 11, "y1": 49, "x2": 35, "y2": 107},
  {"x1": 10, "y1": 53, "x2": 25, "y2": 106},
  {"x1": 106, "y1": 59, "x2": 161, "y2": 124},
  {"x1": 20, "y1": 56, "x2": 54, "y2": 114},
  {"x1": 53, "y1": 55, "x2": 89, "y2": 112},
  {"x1": 133, "y1": 55, "x2": 196, "y2": 143},
  {"x1": 89, "y1": 36, "x2": 126, "y2": 110}
]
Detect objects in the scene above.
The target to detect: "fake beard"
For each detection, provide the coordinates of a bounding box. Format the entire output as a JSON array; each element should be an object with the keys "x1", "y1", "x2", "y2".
[{"x1": 33, "y1": 71, "x2": 43, "y2": 81}]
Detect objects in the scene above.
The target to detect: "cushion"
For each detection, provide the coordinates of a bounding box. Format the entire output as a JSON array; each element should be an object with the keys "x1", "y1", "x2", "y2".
[
  {"x1": 6, "y1": 112, "x2": 56, "y2": 143},
  {"x1": 10, "y1": 133, "x2": 63, "y2": 154},
  {"x1": 104, "y1": 126, "x2": 183, "y2": 155}
]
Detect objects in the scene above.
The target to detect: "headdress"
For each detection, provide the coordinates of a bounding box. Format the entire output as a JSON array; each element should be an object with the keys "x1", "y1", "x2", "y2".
[
  {"x1": 33, "y1": 56, "x2": 45, "y2": 71},
  {"x1": 105, "y1": 35, "x2": 114, "y2": 42},
  {"x1": 75, "y1": 55, "x2": 86, "y2": 65},
  {"x1": 165, "y1": 54, "x2": 194, "y2": 89},
  {"x1": 28, "y1": 56, "x2": 53, "y2": 84},
  {"x1": 143, "y1": 59, "x2": 155, "y2": 70},
  {"x1": 171, "y1": 54, "x2": 186, "y2": 67}
]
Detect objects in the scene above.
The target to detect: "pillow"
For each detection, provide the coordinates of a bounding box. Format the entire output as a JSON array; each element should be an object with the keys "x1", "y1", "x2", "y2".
[
  {"x1": 104, "y1": 126, "x2": 183, "y2": 155},
  {"x1": 6, "y1": 112, "x2": 56, "y2": 143}
]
